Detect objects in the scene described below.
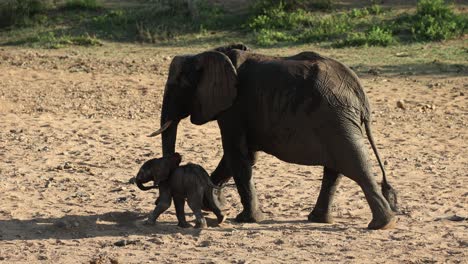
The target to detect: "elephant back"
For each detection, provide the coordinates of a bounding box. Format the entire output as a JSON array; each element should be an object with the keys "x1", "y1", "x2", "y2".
[{"x1": 315, "y1": 57, "x2": 371, "y2": 122}]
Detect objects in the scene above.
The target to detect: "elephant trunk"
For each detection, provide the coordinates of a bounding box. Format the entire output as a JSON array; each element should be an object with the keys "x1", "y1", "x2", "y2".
[
  {"x1": 160, "y1": 98, "x2": 179, "y2": 157},
  {"x1": 135, "y1": 178, "x2": 157, "y2": 191}
]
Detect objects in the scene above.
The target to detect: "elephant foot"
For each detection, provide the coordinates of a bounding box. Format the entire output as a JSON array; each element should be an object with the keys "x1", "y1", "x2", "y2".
[
  {"x1": 235, "y1": 209, "x2": 265, "y2": 223},
  {"x1": 308, "y1": 211, "x2": 334, "y2": 224},
  {"x1": 177, "y1": 221, "x2": 192, "y2": 228},
  {"x1": 367, "y1": 215, "x2": 396, "y2": 230}
]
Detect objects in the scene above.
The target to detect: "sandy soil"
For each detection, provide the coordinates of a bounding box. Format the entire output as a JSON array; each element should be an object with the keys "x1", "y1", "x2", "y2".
[{"x1": 0, "y1": 45, "x2": 466, "y2": 263}]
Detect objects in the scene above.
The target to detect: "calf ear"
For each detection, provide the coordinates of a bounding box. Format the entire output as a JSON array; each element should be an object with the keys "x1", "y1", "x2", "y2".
[{"x1": 155, "y1": 154, "x2": 181, "y2": 182}]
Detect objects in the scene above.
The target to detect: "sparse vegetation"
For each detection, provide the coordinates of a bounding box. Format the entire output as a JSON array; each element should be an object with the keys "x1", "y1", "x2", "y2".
[
  {"x1": 336, "y1": 26, "x2": 395, "y2": 47},
  {"x1": 19, "y1": 32, "x2": 103, "y2": 49},
  {"x1": 0, "y1": 0, "x2": 466, "y2": 48}
]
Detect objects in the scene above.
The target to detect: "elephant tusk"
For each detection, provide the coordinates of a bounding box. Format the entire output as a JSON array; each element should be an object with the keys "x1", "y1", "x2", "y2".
[{"x1": 147, "y1": 120, "x2": 172, "y2": 137}]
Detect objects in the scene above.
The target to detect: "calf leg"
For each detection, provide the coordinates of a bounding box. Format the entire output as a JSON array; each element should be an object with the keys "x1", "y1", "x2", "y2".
[
  {"x1": 187, "y1": 192, "x2": 207, "y2": 228},
  {"x1": 146, "y1": 187, "x2": 171, "y2": 225},
  {"x1": 173, "y1": 195, "x2": 191, "y2": 228}
]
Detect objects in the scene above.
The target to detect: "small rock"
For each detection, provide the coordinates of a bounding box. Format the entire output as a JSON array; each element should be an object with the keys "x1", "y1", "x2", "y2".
[
  {"x1": 395, "y1": 52, "x2": 410, "y2": 57},
  {"x1": 116, "y1": 197, "x2": 127, "y2": 203},
  {"x1": 114, "y1": 239, "x2": 138, "y2": 247},
  {"x1": 114, "y1": 240, "x2": 127, "y2": 247},
  {"x1": 147, "y1": 237, "x2": 164, "y2": 245},
  {"x1": 396, "y1": 100, "x2": 406, "y2": 110},
  {"x1": 37, "y1": 255, "x2": 48, "y2": 260},
  {"x1": 447, "y1": 215, "x2": 466, "y2": 222},
  {"x1": 198, "y1": 240, "x2": 211, "y2": 247},
  {"x1": 110, "y1": 187, "x2": 124, "y2": 192},
  {"x1": 274, "y1": 239, "x2": 285, "y2": 245},
  {"x1": 63, "y1": 162, "x2": 73, "y2": 169},
  {"x1": 384, "y1": 160, "x2": 389, "y2": 165}
]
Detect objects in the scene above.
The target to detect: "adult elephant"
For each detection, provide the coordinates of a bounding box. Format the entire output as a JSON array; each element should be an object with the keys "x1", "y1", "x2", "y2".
[{"x1": 147, "y1": 44, "x2": 398, "y2": 230}]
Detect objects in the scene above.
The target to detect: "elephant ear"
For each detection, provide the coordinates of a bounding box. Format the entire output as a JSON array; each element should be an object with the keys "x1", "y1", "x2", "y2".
[{"x1": 191, "y1": 51, "x2": 237, "y2": 125}]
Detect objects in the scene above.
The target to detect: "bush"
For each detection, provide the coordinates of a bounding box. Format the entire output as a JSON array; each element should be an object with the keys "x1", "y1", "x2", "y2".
[
  {"x1": 248, "y1": 3, "x2": 351, "y2": 45},
  {"x1": 64, "y1": 0, "x2": 102, "y2": 10},
  {"x1": 337, "y1": 26, "x2": 395, "y2": 47},
  {"x1": 411, "y1": 0, "x2": 466, "y2": 40},
  {"x1": 0, "y1": 0, "x2": 52, "y2": 28}
]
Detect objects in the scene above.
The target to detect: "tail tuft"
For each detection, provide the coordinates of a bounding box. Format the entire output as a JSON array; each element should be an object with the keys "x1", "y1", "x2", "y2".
[
  {"x1": 382, "y1": 182, "x2": 399, "y2": 212},
  {"x1": 364, "y1": 119, "x2": 399, "y2": 213}
]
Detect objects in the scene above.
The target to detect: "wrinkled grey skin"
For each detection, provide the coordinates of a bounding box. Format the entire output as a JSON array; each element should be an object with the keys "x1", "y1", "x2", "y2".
[
  {"x1": 154, "y1": 44, "x2": 398, "y2": 230},
  {"x1": 135, "y1": 153, "x2": 226, "y2": 228}
]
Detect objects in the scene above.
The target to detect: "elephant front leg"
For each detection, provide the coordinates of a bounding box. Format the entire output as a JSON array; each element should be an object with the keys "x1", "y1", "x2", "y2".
[
  {"x1": 228, "y1": 155, "x2": 264, "y2": 223},
  {"x1": 308, "y1": 167, "x2": 342, "y2": 223},
  {"x1": 146, "y1": 185, "x2": 172, "y2": 225},
  {"x1": 146, "y1": 199, "x2": 171, "y2": 225}
]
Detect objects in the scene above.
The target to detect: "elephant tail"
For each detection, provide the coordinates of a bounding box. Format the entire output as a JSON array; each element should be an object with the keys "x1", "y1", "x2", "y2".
[{"x1": 364, "y1": 120, "x2": 399, "y2": 212}]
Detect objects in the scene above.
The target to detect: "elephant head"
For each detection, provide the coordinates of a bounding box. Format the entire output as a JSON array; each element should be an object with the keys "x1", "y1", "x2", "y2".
[
  {"x1": 148, "y1": 46, "x2": 245, "y2": 157},
  {"x1": 135, "y1": 153, "x2": 182, "y2": 191}
]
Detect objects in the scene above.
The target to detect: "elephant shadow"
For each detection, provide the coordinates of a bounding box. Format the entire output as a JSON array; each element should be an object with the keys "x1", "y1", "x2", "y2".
[{"x1": 0, "y1": 211, "x2": 206, "y2": 241}]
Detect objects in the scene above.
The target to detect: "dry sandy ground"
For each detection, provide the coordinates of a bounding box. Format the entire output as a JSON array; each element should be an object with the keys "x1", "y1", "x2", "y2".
[{"x1": 0, "y1": 45, "x2": 466, "y2": 263}]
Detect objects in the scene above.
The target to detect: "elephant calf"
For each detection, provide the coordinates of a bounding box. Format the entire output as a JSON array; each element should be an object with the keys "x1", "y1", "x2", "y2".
[{"x1": 135, "y1": 153, "x2": 226, "y2": 228}]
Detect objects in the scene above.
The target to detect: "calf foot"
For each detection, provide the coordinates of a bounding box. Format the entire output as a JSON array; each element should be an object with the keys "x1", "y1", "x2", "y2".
[{"x1": 235, "y1": 209, "x2": 264, "y2": 223}]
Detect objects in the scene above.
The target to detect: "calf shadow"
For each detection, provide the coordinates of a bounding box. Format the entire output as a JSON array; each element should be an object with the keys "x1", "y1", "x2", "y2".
[{"x1": 0, "y1": 211, "x2": 203, "y2": 241}]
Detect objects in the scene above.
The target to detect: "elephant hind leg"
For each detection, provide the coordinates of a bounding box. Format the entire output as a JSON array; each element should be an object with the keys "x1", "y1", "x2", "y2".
[
  {"x1": 332, "y1": 137, "x2": 395, "y2": 229},
  {"x1": 308, "y1": 167, "x2": 342, "y2": 224},
  {"x1": 187, "y1": 191, "x2": 208, "y2": 228}
]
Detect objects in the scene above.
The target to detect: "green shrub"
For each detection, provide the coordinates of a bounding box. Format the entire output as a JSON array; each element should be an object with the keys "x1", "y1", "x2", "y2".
[
  {"x1": 367, "y1": 4, "x2": 383, "y2": 15},
  {"x1": 255, "y1": 29, "x2": 298, "y2": 46},
  {"x1": 64, "y1": 0, "x2": 102, "y2": 10},
  {"x1": 249, "y1": 4, "x2": 312, "y2": 30},
  {"x1": 349, "y1": 8, "x2": 370, "y2": 18},
  {"x1": 411, "y1": 0, "x2": 466, "y2": 40},
  {"x1": 300, "y1": 14, "x2": 352, "y2": 41},
  {"x1": 248, "y1": 2, "x2": 352, "y2": 45},
  {"x1": 337, "y1": 26, "x2": 395, "y2": 47}
]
